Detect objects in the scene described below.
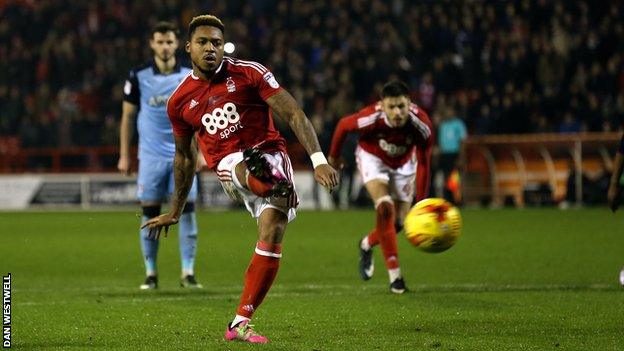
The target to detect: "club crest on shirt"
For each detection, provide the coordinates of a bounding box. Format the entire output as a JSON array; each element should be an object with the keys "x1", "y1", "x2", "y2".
[
  {"x1": 263, "y1": 72, "x2": 280, "y2": 89},
  {"x1": 226, "y1": 77, "x2": 236, "y2": 92}
]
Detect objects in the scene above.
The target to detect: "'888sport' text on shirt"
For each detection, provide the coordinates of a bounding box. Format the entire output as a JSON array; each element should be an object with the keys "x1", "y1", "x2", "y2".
[
  {"x1": 167, "y1": 57, "x2": 287, "y2": 170},
  {"x1": 124, "y1": 60, "x2": 192, "y2": 161}
]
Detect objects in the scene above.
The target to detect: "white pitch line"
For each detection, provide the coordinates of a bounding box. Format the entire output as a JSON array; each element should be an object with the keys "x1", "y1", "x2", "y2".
[
  {"x1": 13, "y1": 282, "x2": 615, "y2": 293},
  {"x1": 15, "y1": 283, "x2": 617, "y2": 306},
  {"x1": 17, "y1": 290, "x2": 373, "y2": 306}
]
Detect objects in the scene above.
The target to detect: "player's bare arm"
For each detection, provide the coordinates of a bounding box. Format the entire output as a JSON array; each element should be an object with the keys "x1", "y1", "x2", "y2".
[
  {"x1": 171, "y1": 134, "x2": 198, "y2": 214},
  {"x1": 266, "y1": 90, "x2": 322, "y2": 155},
  {"x1": 328, "y1": 115, "x2": 360, "y2": 171},
  {"x1": 142, "y1": 134, "x2": 197, "y2": 238},
  {"x1": 192, "y1": 137, "x2": 207, "y2": 172},
  {"x1": 117, "y1": 101, "x2": 138, "y2": 176},
  {"x1": 415, "y1": 136, "x2": 433, "y2": 202},
  {"x1": 266, "y1": 90, "x2": 339, "y2": 190},
  {"x1": 608, "y1": 151, "x2": 624, "y2": 212}
]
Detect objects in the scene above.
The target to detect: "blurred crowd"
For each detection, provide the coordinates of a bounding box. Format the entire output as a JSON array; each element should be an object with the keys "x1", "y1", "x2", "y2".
[{"x1": 1, "y1": 0, "x2": 624, "y2": 150}]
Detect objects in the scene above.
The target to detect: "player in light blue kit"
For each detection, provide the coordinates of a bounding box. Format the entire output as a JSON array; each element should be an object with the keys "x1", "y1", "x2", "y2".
[{"x1": 118, "y1": 21, "x2": 202, "y2": 290}]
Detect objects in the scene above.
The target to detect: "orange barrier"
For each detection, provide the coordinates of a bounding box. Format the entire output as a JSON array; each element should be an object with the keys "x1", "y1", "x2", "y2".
[{"x1": 463, "y1": 132, "x2": 621, "y2": 206}]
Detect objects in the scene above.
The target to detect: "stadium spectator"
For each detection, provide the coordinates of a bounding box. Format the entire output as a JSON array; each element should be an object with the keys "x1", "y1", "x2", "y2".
[
  {"x1": 142, "y1": 15, "x2": 338, "y2": 344},
  {"x1": 117, "y1": 22, "x2": 203, "y2": 290},
  {"x1": 558, "y1": 111, "x2": 582, "y2": 133},
  {"x1": 328, "y1": 81, "x2": 433, "y2": 294},
  {"x1": 1, "y1": 1, "x2": 623, "y2": 169}
]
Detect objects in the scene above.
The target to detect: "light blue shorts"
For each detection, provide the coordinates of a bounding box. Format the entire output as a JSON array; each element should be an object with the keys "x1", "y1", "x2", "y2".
[{"x1": 137, "y1": 158, "x2": 198, "y2": 203}]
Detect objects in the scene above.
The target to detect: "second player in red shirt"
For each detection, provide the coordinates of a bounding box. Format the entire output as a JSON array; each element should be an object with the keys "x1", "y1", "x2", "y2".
[{"x1": 329, "y1": 81, "x2": 433, "y2": 293}]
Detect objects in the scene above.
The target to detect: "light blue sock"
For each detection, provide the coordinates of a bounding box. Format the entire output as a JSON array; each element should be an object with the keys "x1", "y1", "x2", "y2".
[
  {"x1": 179, "y1": 211, "x2": 198, "y2": 275},
  {"x1": 140, "y1": 215, "x2": 159, "y2": 276}
]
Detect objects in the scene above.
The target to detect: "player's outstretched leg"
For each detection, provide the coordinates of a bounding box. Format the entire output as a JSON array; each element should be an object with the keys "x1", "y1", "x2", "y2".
[
  {"x1": 224, "y1": 240, "x2": 279, "y2": 344},
  {"x1": 225, "y1": 209, "x2": 286, "y2": 344},
  {"x1": 179, "y1": 202, "x2": 202, "y2": 288},
  {"x1": 243, "y1": 148, "x2": 293, "y2": 198},
  {"x1": 139, "y1": 205, "x2": 161, "y2": 289},
  {"x1": 374, "y1": 196, "x2": 407, "y2": 294},
  {"x1": 620, "y1": 267, "x2": 624, "y2": 286}
]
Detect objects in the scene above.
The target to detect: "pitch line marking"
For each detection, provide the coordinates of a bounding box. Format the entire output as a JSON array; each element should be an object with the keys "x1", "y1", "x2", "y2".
[{"x1": 15, "y1": 283, "x2": 617, "y2": 306}]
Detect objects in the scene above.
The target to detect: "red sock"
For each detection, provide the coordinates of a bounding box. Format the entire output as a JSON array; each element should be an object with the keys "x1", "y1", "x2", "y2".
[
  {"x1": 366, "y1": 229, "x2": 379, "y2": 247},
  {"x1": 246, "y1": 172, "x2": 273, "y2": 197},
  {"x1": 376, "y1": 201, "x2": 399, "y2": 269},
  {"x1": 236, "y1": 241, "x2": 281, "y2": 318}
]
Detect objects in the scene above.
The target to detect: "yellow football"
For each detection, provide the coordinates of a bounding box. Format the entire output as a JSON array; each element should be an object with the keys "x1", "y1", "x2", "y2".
[{"x1": 404, "y1": 198, "x2": 462, "y2": 253}]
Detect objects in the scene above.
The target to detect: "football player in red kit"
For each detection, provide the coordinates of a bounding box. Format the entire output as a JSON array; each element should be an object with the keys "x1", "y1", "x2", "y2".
[
  {"x1": 328, "y1": 81, "x2": 433, "y2": 294},
  {"x1": 142, "y1": 15, "x2": 338, "y2": 344}
]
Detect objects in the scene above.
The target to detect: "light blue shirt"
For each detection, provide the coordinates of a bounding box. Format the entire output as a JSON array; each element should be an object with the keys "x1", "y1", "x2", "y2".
[
  {"x1": 438, "y1": 117, "x2": 467, "y2": 154},
  {"x1": 124, "y1": 61, "x2": 191, "y2": 161}
]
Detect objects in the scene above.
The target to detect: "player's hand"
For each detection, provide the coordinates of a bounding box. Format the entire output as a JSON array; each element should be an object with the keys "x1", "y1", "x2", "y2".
[
  {"x1": 608, "y1": 184, "x2": 622, "y2": 213},
  {"x1": 141, "y1": 213, "x2": 179, "y2": 239},
  {"x1": 328, "y1": 156, "x2": 345, "y2": 171},
  {"x1": 314, "y1": 164, "x2": 339, "y2": 192},
  {"x1": 117, "y1": 156, "x2": 132, "y2": 176}
]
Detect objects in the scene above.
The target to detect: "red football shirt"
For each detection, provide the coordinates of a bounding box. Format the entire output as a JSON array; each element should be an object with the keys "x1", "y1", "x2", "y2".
[
  {"x1": 168, "y1": 56, "x2": 286, "y2": 170},
  {"x1": 329, "y1": 101, "x2": 433, "y2": 200}
]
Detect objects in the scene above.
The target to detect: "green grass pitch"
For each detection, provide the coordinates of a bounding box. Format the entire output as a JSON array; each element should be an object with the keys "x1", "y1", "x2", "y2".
[{"x1": 1, "y1": 208, "x2": 624, "y2": 350}]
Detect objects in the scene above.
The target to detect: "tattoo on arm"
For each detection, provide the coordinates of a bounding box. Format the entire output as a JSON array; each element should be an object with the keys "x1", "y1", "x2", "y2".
[
  {"x1": 171, "y1": 134, "x2": 197, "y2": 217},
  {"x1": 267, "y1": 90, "x2": 322, "y2": 155}
]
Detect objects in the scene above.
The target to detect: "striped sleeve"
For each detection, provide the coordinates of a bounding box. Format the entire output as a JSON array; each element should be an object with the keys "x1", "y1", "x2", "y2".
[
  {"x1": 328, "y1": 104, "x2": 380, "y2": 158},
  {"x1": 226, "y1": 57, "x2": 283, "y2": 100},
  {"x1": 409, "y1": 104, "x2": 432, "y2": 140},
  {"x1": 412, "y1": 104, "x2": 433, "y2": 201}
]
